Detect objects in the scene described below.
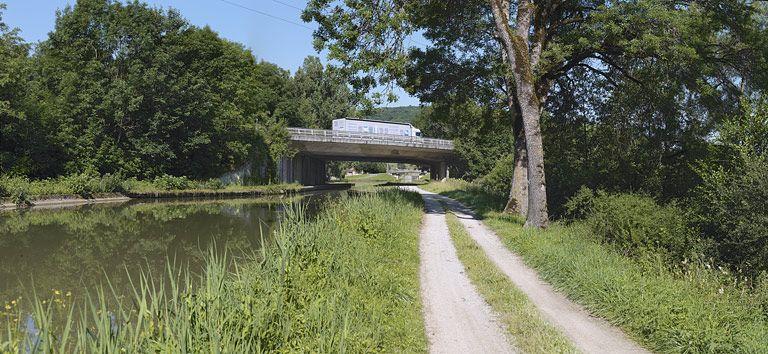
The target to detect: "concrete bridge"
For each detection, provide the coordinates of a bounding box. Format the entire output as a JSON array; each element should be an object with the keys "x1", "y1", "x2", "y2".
[{"x1": 278, "y1": 128, "x2": 455, "y2": 185}]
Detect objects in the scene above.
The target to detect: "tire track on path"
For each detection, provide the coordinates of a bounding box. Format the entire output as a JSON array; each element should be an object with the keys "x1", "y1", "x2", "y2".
[
  {"x1": 412, "y1": 187, "x2": 515, "y2": 354},
  {"x1": 425, "y1": 187, "x2": 648, "y2": 354}
]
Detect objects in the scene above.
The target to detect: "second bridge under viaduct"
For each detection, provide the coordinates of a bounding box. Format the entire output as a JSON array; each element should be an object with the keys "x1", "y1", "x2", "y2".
[{"x1": 278, "y1": 128, "x2": 456, "y2": 185}]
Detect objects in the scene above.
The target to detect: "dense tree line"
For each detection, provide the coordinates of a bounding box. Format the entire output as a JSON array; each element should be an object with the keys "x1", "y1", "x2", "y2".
[
  {"x1": 305, "y1": 0, "x2": 767, "y2": 222},
  {"x1": 304, "y1": 0, "x2": 768, "y2": 274},
  {"x1": 364, "y1": 105, "x2": 420, "y2": 123},
  {"x1": 0, "y1": 0, "x2": 356, "y2": 181}
]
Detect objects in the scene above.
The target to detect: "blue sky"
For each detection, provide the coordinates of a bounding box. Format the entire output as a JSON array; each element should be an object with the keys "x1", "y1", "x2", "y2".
[{"x1": 2, "y1": 0, "x2": 420, "y2": 106}]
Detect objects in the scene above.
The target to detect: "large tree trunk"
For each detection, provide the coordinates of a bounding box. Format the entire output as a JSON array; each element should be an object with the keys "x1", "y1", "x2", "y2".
[
  {"x1": 517, "y1": 92, "x2": 548, "y2": 228},
  {"x1": 496, "y1": 0, "x2": 528, "y2": 217},
  {"x1": 496, "y1": 0, "x2": 528, "y2": 218},
  {"x1": 490, "y1": 0, "x2": 549, "y2": 228},
  {"x1": 505, "y1": 123, "x2": 528, "y2": 215}
]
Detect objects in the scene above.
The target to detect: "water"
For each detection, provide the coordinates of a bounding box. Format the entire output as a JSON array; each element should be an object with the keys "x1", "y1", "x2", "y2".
[{"x1": 0, "y1": 193, "x2": 336, "y2": 314}]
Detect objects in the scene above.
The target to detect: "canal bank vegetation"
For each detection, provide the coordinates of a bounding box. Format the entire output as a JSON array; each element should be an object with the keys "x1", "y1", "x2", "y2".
[
  {"x1": 425, "y1": 180, "x2": 768, "y2": 352},
  {"x1": 0, "y1": 189, "x2": 427, "y2": 352},
  {"x1": 0, "y1": 173, "x2": 302, "y2": 207}
]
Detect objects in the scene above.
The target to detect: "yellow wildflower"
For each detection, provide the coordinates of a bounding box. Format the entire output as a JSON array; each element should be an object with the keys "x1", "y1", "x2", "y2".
[
  {"x1": 54, "y1": 290, "x2": 61, "y2": 295},
  {"x1": 4, "y1": 304, "x2": 10, "y2": 310}
]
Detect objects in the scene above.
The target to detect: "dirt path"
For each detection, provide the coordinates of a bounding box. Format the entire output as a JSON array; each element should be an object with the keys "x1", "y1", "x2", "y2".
[
  {"x1": 428, "y1": 189, "x2": 648, "y2": 354},
  {"x1": 412, "y1": 187, "x2": 515, "y2": 353}
]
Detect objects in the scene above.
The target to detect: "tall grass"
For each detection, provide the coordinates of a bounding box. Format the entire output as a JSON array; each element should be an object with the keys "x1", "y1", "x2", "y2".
[
  {"x1": 338, "y1": 173, "x2": 397, "y2": 192},
  {"x1": 426, "y1": 180, "x2": 768, "y2": 352},
  {"x1": 1, "y1": 189, "x2": 427, "y2": 352}
]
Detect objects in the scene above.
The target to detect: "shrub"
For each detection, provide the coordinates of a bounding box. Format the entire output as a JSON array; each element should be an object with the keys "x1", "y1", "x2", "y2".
[
  {"x1": 693, "y1": 98, "x2": 768, "y2": 277},
  {"x1": 153, "y1": 174, "x2": 192, "y2": 190},
  {"x1": 0, "y1": 180, "x2": 6, "y2": 198},
  {"x1": 97, "y1": 173, "x2": 125, "y2": 193},
  {"x1": 756, "y1": 272, "x2": 768, "y2": 318},
  {"x1": 203, "y1": 178, "x2": 225, "y2": 190},
  {"x1": 62, "y1": 173, "x2": 97, "y2": 198},
  {"x1": 0, "y1": 176, "x2": 32, "y2": 206},
  {"x1": 569, "y1": 188, "x2": 701, "y2": 262},
  {"x1": 476, "y1": 154, "x2": 513, "y2": 196},
  {"x1": 696, "y1": 155, "x2": 768, "y2": 276},
  {"x1": 563, "y1": 186, "x2": 596, "y2": 221}
]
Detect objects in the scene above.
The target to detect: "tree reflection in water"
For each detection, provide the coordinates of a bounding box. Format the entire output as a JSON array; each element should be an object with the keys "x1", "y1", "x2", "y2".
[{"x1": 0, "y1": 193, "x2": 337, "y2": 312}]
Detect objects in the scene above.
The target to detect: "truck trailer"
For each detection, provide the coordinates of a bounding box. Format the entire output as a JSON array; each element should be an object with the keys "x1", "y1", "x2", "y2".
[{"x1": 332, "y1": 118, "x2": 422, "y2": 137}]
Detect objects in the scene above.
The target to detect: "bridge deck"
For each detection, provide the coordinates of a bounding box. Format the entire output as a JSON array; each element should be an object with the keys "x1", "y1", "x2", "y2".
[{"x1": 288, "y1": 128, "x2": 454, "y2": 150}]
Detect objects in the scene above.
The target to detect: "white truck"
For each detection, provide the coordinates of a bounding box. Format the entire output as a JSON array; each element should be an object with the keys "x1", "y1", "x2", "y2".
[{"x1": 332, "y1": 118, "x2": 422, "y2": 137}]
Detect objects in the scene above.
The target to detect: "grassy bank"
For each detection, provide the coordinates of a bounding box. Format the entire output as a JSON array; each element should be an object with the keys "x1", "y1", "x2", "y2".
[
  {"x1": 338, "y1": 173, "x2": 428, "y2": 192},
  {"x1": 445, "y1": 213, "x2": 576, "y2": 353},
  {"x1": 338, "y1": 173, "x2": 396, "y2": 191},
  {"x1": 425, "y1": 180, "x2": 768, "y2": 353},
  {"x1": 0, "y1": 174, "x2": 302, "y2": 206},
  {"x1": 1, "y1": 189, "x2": 427, "y2": 352}
]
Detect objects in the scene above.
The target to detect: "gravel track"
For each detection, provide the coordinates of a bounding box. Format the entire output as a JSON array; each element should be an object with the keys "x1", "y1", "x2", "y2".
[
  {"x1": 413, "y1": 188, "x2": 515, "y2": 353},
  {"x1": 428, "y1": 188, "x2": 648, "y2": 354}
]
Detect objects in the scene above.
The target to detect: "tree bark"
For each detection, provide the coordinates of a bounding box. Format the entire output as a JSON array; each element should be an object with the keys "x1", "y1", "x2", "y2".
[
  {"x1": 496, "y1": 0, "x2": 528, "y2": 217},
  {"x1": 489, "y1": 0, "x2": 549, "y2": 228},
  {"x1": 505, "y1": 119, "x2": 528, "y2": 215}
]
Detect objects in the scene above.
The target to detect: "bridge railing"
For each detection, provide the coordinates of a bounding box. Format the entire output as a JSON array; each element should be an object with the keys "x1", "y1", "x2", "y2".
[{"x1": 287, "y1": 127, "x2": 454, "y2": 150}]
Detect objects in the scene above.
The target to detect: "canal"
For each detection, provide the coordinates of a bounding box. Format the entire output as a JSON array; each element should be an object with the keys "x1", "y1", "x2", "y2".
[{"x1": 0, "y1": 192, "x2": 339, "y2": 315}]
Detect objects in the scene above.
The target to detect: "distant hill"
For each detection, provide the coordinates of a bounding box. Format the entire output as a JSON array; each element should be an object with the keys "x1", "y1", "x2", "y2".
[{"x1": 363, "y1": 106, "x2": 421, "y2": 124}]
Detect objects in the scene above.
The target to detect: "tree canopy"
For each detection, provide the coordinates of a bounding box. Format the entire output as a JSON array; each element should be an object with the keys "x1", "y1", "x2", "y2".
[
  {"x1": 304, "y1": 0, "x2": 767, "y2": 225},
  {"x1": 0, "y1": 0, "x2": 357, "y2": 180}
]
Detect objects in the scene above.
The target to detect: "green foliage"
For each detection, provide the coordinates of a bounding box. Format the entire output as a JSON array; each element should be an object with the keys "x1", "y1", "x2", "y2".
[
  {"x1": 476, "y1": 154, "x2": 514, "y2": 196},
  {"x1": 568, "y1": 188, "x2": 701, "y2": 263},
  {"x1": 0, "y1": 190, "x2": 427, "y2": 352},
  {"x1": 694, "y1": 98, "x2": 768, "y2": 277},
  {"x1": 696, "y1": 157, "x2": 768, "y2": 276},
  {"x1": 0, "y1": 176, "x2": 30, "y2": 206},
  {"x1": 757, "y1": 272, "x2": 768, "y2": 317},
  {"x1": 281, "y1": 56, "x2": 356, "y2": 129},
  {"x1": 97, "y1": 173, "x2": 124, "y2": 193},
  {"x1": 303, "y1": 0, "x2": 415, "y2": 106},
  {"x1": 0, "y1": 3, "x2": 52, "y2": 177},
  {"x1": 61, "y1": 173, "x2": 96, "y2": 198},
  {"x1": 718, "y1": 97, "x2": 768, "y2": 157},
  {"x1": 0, "y1": 173, "x2": 126, "y2": 200},
  {"x1": 363, "y1": 106, "x2": 421, "y2": 124},
  {"x1": 352, "y1": 162, "x2": 387, "y2": 174},
  {"x1": 562, "y1": 186, "x2": 596, "y2": 221},
  {"x1": 1, "y1": 1, "x2": 359, "y2": 182},
  {"x1": 328, "y1": 162, "x2": 388, "y2": 179},
  {"x1": 28, "y1": 0, "x2": 287, "y2": 178},
  {"x1": 203, "y1": 178, "x2": 225, "y2": 190},
  {"x1": 416, "y1": 102, "x2": 514, "y2": 180},
  {"x1": 151, "y1": 175, "x2": 192, "y2": 191}
]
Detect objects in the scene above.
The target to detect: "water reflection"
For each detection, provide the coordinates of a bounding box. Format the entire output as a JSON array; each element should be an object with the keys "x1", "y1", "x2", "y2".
[{"x1": 0, "y1": 193, "x2": 336, "y2": 312}]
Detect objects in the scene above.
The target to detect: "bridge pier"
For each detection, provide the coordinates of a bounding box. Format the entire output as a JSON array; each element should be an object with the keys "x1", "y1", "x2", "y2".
[
  {"x1": 431, "y1": 161, "x2": 448, "y2": 181},
  {"x1": 277, "y1": 155, "x2": 327, "y2": 186}
]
